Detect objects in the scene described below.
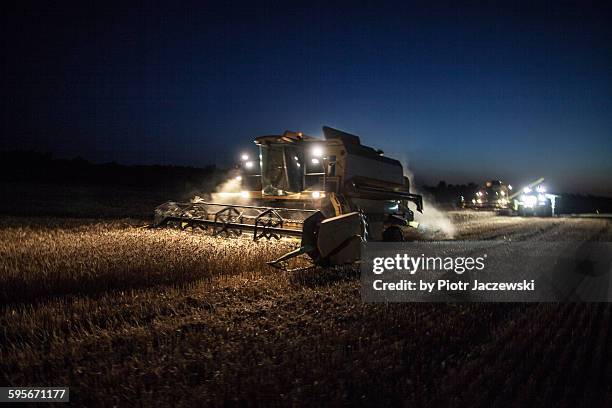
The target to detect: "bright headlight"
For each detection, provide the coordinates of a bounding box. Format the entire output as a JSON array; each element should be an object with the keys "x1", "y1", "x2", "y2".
[
  {"x1": 523, "y1": 195, "x2": 537, "y2": 207},
  {"x1": 311, "y1": 191, "x2": 321, "y2": 199},
  {"x1": 245, "y1": 161, "x2": 254, "y2": 169},
  {"x1": 240, "y1": 191, "x2": 249, "y2": 198},
  {"x1": 241, "y1": 154, "x2": 249, "y2": 161},
  {"x1": 311, "y1": 146, "x2": 324, "y2": 157}
]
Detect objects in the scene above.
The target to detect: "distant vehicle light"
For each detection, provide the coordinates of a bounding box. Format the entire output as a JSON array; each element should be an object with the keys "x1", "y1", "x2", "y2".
[
  {"x1": 477, "y1": 199, "x2": 482, "y2": 204},
  {"x1": 311, "y1": 146, "x2": 324, "y2": 157},
  {"x1": 523, "y1": 187, "x2": 531, "y2": 193},
  {"x1": 311, "y1": 158, "x2": 320, "y2": 164},
  {"x1": 241, "y1": 154, "x2": 249, "y2": 161},
  {"x1": 472, "y1": 199, "x2": 476, "y2": 204},
  {"x1": 245, "y1": 161, "x2": 254, "y2": 169},
  {"x1": 311, "y1": 191, "x2": 321, "y2": 199},
  {"x1": 508, "y1": 185, "x2": 513, "y2": 190},
  {"x1": 296, "y1": 162, "x2": 301, "y2": 167},
  {"x1": 277, "y1": 189, "x2": 284, "y2": 195},
  {"x1": 523, "y1": 195, "x2": 537, "y2": 208},
  {"x1": 500, "y1": 191, "x2": 505, "y2": 196},
  {"x1": 240, "y1": 191, "x2": 249, "y2": 198},
  {"x1": 235, "y1": 176, "x2": 242, "y2": 181}
]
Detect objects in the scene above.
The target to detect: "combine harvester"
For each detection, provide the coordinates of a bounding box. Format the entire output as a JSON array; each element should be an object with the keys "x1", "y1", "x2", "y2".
[
  {"x1": 508, "y1": 178, "x2": 557, "y2": 217},
  {"x1": 154, "y1": 126, "x2": 424, "y2": 268},
  {"x1": 469, "y1": 178, "x2": 557, "y2": 216},
  {"x1": 469, "y1": 180, "x2": 512, "y2": 210}
]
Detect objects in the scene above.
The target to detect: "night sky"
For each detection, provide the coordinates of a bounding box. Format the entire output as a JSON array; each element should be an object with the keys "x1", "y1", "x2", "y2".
[{"x1": 2, "y1": 1, "x2": 611, "y2": 195}]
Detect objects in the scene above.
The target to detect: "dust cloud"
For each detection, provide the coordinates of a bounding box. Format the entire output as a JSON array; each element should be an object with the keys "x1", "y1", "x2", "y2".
[
  {"x1": 209, "y1": 174, "x2": 251, "y2": 205},
  {"x1": 402, "y1": 162, "x2": 456, "y2": 239}
]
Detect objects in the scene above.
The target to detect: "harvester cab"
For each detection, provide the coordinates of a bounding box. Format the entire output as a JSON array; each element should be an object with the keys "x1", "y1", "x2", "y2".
[{"x1": 154, "y1": 126, "x2": 424, "y2": 269}]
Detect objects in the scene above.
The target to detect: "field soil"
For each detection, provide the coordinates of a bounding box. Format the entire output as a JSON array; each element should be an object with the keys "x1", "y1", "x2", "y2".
[{"x1": 1, "y1": 189, "x2": 611, "y2": 406}]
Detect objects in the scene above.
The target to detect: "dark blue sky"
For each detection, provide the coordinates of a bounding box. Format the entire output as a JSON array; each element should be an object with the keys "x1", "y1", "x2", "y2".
[{"x1": 2, "y1": 1, "x2": 611, "y2": 194}]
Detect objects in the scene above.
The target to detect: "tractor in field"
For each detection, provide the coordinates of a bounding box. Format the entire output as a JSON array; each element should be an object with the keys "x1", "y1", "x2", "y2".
[{"x1": 154, "y1": 126, "x2": 424, "y2": 268}]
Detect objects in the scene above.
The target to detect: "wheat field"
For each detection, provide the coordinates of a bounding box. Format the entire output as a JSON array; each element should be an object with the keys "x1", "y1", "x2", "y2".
[{"x1": 1, "y1": 216, "x2": 611, "y2": 406}]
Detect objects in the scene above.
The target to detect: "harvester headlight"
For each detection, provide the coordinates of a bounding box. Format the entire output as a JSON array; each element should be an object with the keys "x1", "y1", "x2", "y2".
[
  {"x1": 523, "y1": 195, "x2": 537, "y2": 208},
  {"x1": 311, "y1": 158, "x2": 320, "y2": 164},
  {"x1": 523, "y1": 187, "x2": 531, "y2": 193},
  {"x1": 477, "y1": 199, "x2": 482, "y2": 204},
  {"x1": 311, "y1": 191, "x2": 321, "y2": 199},
  {"x1": 477, "y1": 191, "x2": 483, "y2": 197},
  {"x1": 241, "y1": 154, "x2": 249, "y2": 161},
  {"x1": 508, "y1": 185, "x2": 513, "y2": 190},
  {"x1": 472, "y1": 199, "x2": 476, "y2": 204},
  {"x1": 245, "y1": 161, "x2": 254, "y2": 169},
  {"x1": 311, "y1": 146, "x2": 324, "y2": 157},
  {"x1": 500, "y1": 191, "x2": 505, "y2": 196},
  {"x1": 240, "y1": 191, "x2": 249, "y2": 198},
  {"x1": 235, "y1": 175, "x2": 242, "y2": 181}
]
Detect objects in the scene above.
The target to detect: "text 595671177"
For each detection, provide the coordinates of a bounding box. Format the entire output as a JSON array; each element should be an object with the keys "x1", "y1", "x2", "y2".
[{"x1": 0, "y1": 387, "x2": 69, "y2": 402}]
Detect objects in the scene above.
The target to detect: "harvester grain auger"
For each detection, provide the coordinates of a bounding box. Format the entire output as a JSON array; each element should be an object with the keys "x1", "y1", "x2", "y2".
[{"x1": 154, "y1": 126, "x2": 424, "y2": 269}]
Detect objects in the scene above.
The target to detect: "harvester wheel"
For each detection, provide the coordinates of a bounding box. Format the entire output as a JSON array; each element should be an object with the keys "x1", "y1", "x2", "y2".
[{"x1": 383, "y1": 226, "x2": 404, "y2": 242}]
